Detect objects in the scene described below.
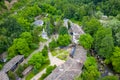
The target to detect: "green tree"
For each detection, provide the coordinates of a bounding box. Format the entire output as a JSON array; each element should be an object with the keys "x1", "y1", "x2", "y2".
[
  {"x1": 105, "y1": 19, "x2": 120, "y2": 46},
  {"x1": 94, "y1": 27, "x2": 114, "y2": 58},
  {"x1": 63, "y1": 4, "x2": 76, "y2": 19},
  {"x1": 79, "y1": 34, "x2": 94, "y2": 49},
  {"x1": 83, "y1": 18, "x2": 102, "y2": 36},
  {"x1": 8, "y1": 71, "x2": 16, "y2": 80},
  {"x1": 8, "y1": 38, "x2": 30, "y2": 58},
  {"x1": 111, "y1": 47, "x2": 120, "y2": 73},
  {"x1": 49, "y1": 39, "x2": 57, "y2": 51},
  {"x1": 76, "y1": 57, "x2": 100, "y2": 80},
  {"x1": 101, "y1": 75, "x2": 119, "y2": 80},
  {"x1": 57, "y1": 34, "x2": 71, "y2": 47},
  {"x1": 41, "y1": 46, "x2": 48, "y2": 57},
  {"x1": 0, "y1": 64, "x2": 2, "y2": 70},
  {"x1": 58, "y1": 26, "x2": 68, "y2": 35},
  {"x1": 28, "y1": 52, "x2": 46, "y2": 69},
  {"x1": 20, "y1": 32, "x2": 33, "y2": 45},
  {"x1": 0, "y1": 35, "x2": 8, "y2": 53}
]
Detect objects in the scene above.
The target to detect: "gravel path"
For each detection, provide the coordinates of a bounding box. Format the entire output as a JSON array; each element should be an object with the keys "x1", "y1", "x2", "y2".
[{"x1": 30, "y1": 52, "x2": 65, "y2": 80}]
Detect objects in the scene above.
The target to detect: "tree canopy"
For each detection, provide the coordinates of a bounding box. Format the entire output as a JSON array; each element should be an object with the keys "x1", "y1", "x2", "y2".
[{"x1": 79, "y1": 34, "x2": 94, "y2": 49}]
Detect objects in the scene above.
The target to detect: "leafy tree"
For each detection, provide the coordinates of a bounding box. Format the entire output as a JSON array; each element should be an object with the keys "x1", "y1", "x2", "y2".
[
  {"x1": 94, "y1": 27, "x2": 114, "y2": 58},
  {"x1": 0, "y1": 64, "x2": 2, "y2": 70},
  {"x1": 0, "y1": 35, "x2": 8, "y2": 53},
  {"x1": 76, "y1": 57, "x2": 100, "y2": 80},
  {"x1": 63, "y1": 4, "x2": 76, "y2": 19},
  {"x1": 74, "y1": 6, "x2": 87, "y2": 20},
  {"x1": 20, "y1": 32, "x2": 33, "y2": 45},
  {"x1": 40, "y1": 65, "x2": 56, "y2": 80},
  {"x1": 101, "y1": 0, "x2": 120, "y2": 16},
  {"x1": 83, "y1": 18, "x2": 102, "y2": 36},
  {"x1": 111, "y1": 47, "x2": 120, "y2": 73},
  {"x1": 8, "y1": 71, "x2": 16, "y2": 80},
  {"x1": 79, "y1": 34, "x2": 94, "y2": 49},
  {"x1": 101, "y1": 75, "x2": 119, "y2": 80},
  {"x1": 57, "y1": 34, "x2": 71, "y2": 47},
  {"x1": 49, "y1": 39, "x2": 58, "y2": 51},
  {"x1": 41, "y1": 46, "x2": 48, "y2": 57},
  {"x1": 28, "y1": 52, "x2": 46, "y2": 69},
  {"x1": 95, "y1": 11, "x2": 103, "y2": 19},
  {"x1": 16, "y1": 65, "x2": 24, "y2": 77},
  {"x1": 8, "y1": 38, "x2": 30, "y2": 58},
  {"x1": 105, "y1": 19, "x2": 120, "y2": 46},
  {"x1": 58, "y1": 26, "x2": 68, "y2": 35}
]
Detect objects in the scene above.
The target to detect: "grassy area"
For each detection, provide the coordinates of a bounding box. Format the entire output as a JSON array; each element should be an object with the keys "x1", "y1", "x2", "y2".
[
  {"x1": 51, "y1": 49, "x2": 69, "y2": 60},
  {"x1": 57, "y1": 53, "x2": 68, "y2": 60},
  {"x1": 39, "y1": 65, "x2": 57, "y2": 80},
  {"x1": 39, "y1": 36, "x2": 47, "y2": 42},
  {"x1": 25, "y1": 63, "x2": 49, "y2": 80}
]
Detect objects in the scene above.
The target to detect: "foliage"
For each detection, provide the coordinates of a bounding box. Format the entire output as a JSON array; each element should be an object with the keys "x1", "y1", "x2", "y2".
[
  {"x1": 76, "y1": 57, "x2": 100, "y2": 80},
  {"x1": 8, "y1": 71, "x2": 16, "y2": 80},
  {"x1": 105, "y1": 19, "x2": 120, "y2": 46},
  {"x1": 51, "y1": 49, "x2": 69, "y2": 60},
  {"x1": 63, "y1": 4, "x2": 76, "y2": 19},
  {"x1": 41, "y1": 45, "x2": 48, "y2": 57},
  {"x1": 94, "y1": 27, "x2": 114, "y2": 58},
  {"x1": 40, "y1": 65, "x2": 56, "y2": 80},
  {"x1": 16, "y1": 65, "x2": 24, "y2": 77},
  {"x1": 20, "y1": 32, "x2": 33, "y2": 45},
  {"x1": 0, "y1": 64, "x2": 2, "y2": 70},
  {"x1": 58, "y1": 26, "x2": 68, "y2": 35},
  {"x1": 83, "y1": 18, "x2": 102, "y2": 36},
  {"x1": 101, "y1": 75, "x2": 119, "y2": 80},
  {"x1": 8, "y1": 38, "x2": 30, "y2": 58},
  {"x1": 49, "y1": 39, "x2": 58, "y2": 51},
  {"x1": 0, "y1": 35, "x2": 8, "y2": 54},
  {"x1": 111, "y1": 47, "x2": 120, "y2": 73},
  {"x1": 28, "y1": 52, "x2": 46, "y2": 70},
  {"x1": 101, "y1": 0, "x2": 120, "y2": 16},
  {"x1": 79, "y1": 34, "x2": 94, "y2": 49},
  {"x1": 57, "y1": 34, "x2": 71, "y2": 47}
]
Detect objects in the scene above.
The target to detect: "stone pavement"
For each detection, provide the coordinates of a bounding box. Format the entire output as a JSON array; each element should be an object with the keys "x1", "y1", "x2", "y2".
[{"x1": 45, "y1": 45, "x2": 87, "y2": 80}]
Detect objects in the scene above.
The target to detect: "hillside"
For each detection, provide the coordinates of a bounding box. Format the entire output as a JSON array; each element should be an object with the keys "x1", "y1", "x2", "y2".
[{"x1": 0, "y1": 0, "x2": 120, "y2": 80}]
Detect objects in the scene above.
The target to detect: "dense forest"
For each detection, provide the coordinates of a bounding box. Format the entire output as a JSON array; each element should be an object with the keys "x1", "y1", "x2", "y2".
[{"x1": 0, "y1": 0, "x2": 120, "y2": 80}]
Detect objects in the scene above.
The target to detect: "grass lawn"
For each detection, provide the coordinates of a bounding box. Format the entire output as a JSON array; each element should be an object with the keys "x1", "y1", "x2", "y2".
[
  {"x1": 25, "y1": 63, "x2": 49, "y2": 80},
  {"x1": 51, "y1": 49, "x2": 69, "y2": 60}
]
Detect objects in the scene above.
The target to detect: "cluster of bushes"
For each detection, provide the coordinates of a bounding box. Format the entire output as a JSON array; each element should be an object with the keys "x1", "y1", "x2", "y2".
[
  {"x1": 40, "y1": 65, "x2": 56, "y2": 80},
  {"x1": 8, "y1": 32, "x2": 39, "y2": 59},
  {"x1": 16, "y1": 64, "x2": 29, "y2": 77},
  {"x1": 76, "y1": 57, "x2": 100, "y2": 80},
  {"x1": 28, "y1": 46, "x2": 49, "y2": 73}
]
